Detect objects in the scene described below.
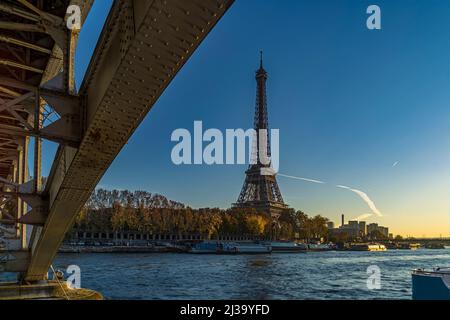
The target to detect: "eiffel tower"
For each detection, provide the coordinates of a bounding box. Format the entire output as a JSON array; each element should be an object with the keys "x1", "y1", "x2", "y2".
[{"x1": 233, "y1": 53, "x2": 289, "y2": 219}]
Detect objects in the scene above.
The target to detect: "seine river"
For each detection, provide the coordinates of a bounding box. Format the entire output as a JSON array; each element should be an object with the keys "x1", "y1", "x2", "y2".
[{"x1": 51, "y1": 249, "x2": 450, "y2": 300}]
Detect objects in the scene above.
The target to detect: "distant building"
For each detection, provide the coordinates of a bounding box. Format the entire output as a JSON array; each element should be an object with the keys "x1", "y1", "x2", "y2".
[
  {"x1": 367, "y1": 223, "x2": 389, "y2": 239},
  {"x1": 367, "y1": 223, "x2": 379, "y2": 235},
  {"x1": 340, "y1": 224, "x2": 359, "y2": 238},
  {"x1": 379, "y1": 226, "x2": 389, "y2": 238},
  {"x1": 330, "y1": 219, "x2": 360, "y2": 239},
  {"x1": 338, "y1": 220, "x2": 357, "y2": 238},
  {"x1": 348, "y1": 220, "x2": 358, "y2": 228},
  {"x1": 329, "y1": 218, "x2": 390, "y2": 241},
  {"x1": 358, "y1": 221, "x2": 366, "y2": 237},
  {"x1": 327, "y1": 222, "x2": 335, "y2": 230}
]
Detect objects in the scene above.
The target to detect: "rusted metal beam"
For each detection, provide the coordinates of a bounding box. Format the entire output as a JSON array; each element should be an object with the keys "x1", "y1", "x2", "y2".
[
  {"x1": 16, "y1": 0, "x2": 61, "y2": 25},
  {"x1": 0, "y1": 140, "x2": 14, "y2": 148},
  {"x1": 0, "y1": 125, "x2": 80, "y2": 147},
  {"x1": 0, "y1": 86, "x2": 82, "y2": 148},
  {"x1": 20, "y1": 136, "x2": 29, "y2": 248},
  {"x1": 0, "y1": 35, "x2": 52, "y2": 54},
  {"x1": 0, "y1": 59, "x2": 44, "y2": 74},
  {"x1": 0, "y1": 21, "x2": 44, "y2": 33},
  {"x1": 0, "y1": 75, "x2": 36, "y2": 91},
  {"x1": 0, "y1": 92, "x2": 34, "y2": 113},
  {"x1": 0, "y1": 85, "x2": 21, "y2": 98},
  {"x1": 0, "y1": 2, "x2": 40, "y2": 22}
]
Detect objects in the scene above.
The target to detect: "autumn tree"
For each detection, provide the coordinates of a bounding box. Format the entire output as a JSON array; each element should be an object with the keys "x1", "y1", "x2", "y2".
[{"x1": 73, "y1": 188, "x2": 331, "y2": 242}]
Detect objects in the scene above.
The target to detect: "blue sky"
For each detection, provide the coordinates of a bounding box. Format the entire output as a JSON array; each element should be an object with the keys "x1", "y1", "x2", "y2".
[{"x1": 40, "y1": 0, "x2": 449, "y2": 236}]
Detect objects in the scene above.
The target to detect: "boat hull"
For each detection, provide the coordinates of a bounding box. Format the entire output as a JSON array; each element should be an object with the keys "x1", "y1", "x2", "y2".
[
  {"x1": 271, "y1": 248, "x2": 306, "y2": 253},
  {"x1": 189, "y1": 242, "x2": 271, "y2": 254},
  {"x1": 262, "y1": 242, "x2": 307, "y2": 253},
  {"x1": 412, "y1": 271, "x2": 450, "y2": 300}
]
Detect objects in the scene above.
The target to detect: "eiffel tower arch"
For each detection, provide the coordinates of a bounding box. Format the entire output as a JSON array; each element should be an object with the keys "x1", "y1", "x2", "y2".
[{"x1": 233, "y1": 53, "x2": 289, "y2": 221}]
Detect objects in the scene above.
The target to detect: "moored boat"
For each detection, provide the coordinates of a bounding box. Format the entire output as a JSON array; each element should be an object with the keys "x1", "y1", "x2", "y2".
[
  {"x1": 384, "y1": 242, "x2": 398, "y2": 249},
  {"x1": 189, "y1": 241, "x2": 271, "y2": 254},
  {"x1": 189, "y1": 241, "x2": 219, "y2": 253},
  {"x1": 412, "y1": 267, "x2": 450, "y2": 300},
  {"x1": 222, "y1": 242, "x2": 272, "y2": 254},
  {"x1": 261, "y1": 241, "x2": 307, "y2": 253},
  {"x1": 348, "y1": 243, "x2": 386, "y2": 251},
  {"x1": 425, "y1": 243, "x2": 446, "y2": 249},
  {"x1": 385, "y1": 242, "x2": 421, "y2": 250},
  {"x1": 307, "y1": 242, "x2": 336, "y2": 251}
]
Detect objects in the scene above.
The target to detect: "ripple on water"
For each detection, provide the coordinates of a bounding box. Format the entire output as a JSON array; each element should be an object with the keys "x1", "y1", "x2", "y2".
[{"x1": 52, "y1": 249, "x2": 450, "y2": 300}]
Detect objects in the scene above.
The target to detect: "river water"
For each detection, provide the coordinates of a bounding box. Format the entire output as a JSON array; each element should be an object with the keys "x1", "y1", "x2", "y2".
[{"x1": 51, "y1": 249, "x2": 450, "y2": 300}]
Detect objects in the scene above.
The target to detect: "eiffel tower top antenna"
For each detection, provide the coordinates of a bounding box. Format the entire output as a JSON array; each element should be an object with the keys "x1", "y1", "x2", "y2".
[{"x1": 260, "y1": 50, "x2": 263, "y2": 69}]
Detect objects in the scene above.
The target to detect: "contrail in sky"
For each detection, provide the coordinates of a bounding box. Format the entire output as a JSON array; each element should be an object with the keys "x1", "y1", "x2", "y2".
[
  {"x1": 278, "y1": 173, "x2": 325, "y2": 184},
  {"x1": 392, "y1": 161, "x2": 399, "y2": 167},
  {"x1": 278, "y1": 173, "x2": 383, "y2": 218},
  {"x1": 336, "y1": 185, "x2": 383, "y2": 217},
  {"x1": 353, "y1": 213, "x2": 373, "y2": 221}
]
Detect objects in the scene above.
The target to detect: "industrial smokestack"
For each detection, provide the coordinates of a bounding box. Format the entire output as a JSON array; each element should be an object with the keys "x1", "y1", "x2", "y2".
[{"x1": 341, "y1": 214, "x2": 345, "y2": 227}]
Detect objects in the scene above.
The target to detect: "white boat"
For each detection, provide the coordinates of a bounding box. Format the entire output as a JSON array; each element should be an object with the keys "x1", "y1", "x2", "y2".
[
  {"x1": 367, "y1": 244, "x2": 386, "y2": 251},
  {"x1": 348, "y1": 243, "x2": 386, "y2": 251},
  {"x1": 189, "y1": 241, "x2": 219, "y2": 253},
  {"x1": 307, "y1": 243, "x2": 336, "y2": 251},
  {"x1": 412, "y1": 267, "x2": 450, "y2": 300},
  {"x1": 229, "y1": 242, "x2": 271, "y2": 254},
  {"x1": 189, "y1": 241, "x2": 271, "y2": 254},
  {"x1": 262, "y1": 241, "x2": 306, "y2": 253}
]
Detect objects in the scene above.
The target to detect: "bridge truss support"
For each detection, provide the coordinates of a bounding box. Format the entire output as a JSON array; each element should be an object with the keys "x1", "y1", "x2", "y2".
[
  {"x1": 1, "y1": 0, "x2": 234, "y2": 284},
  {"x1": 0, "y1": 0, "x2": 92, "y2": 282}
]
